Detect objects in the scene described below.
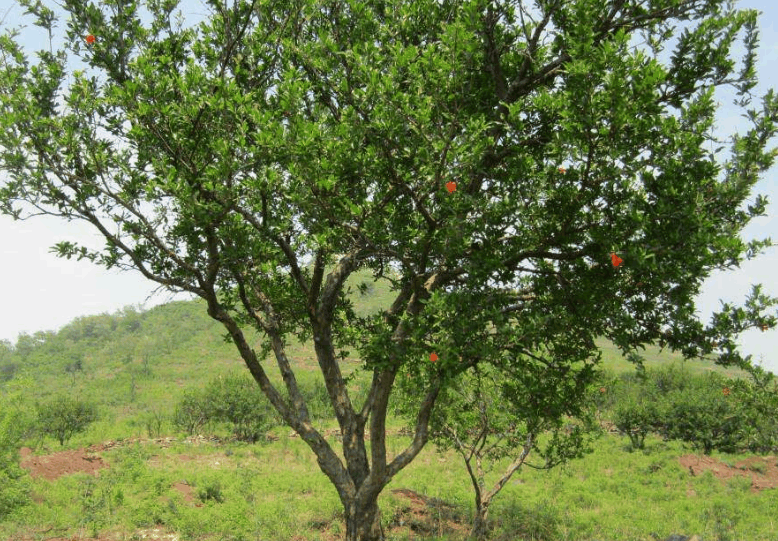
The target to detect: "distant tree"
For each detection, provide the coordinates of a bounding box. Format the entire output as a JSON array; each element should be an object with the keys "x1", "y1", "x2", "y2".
[
  {"x1": 13, "y1": 333, "x2": 38, "y2": 361},
  {"x1": 0, "y1": 362, "x2": 19, "y2": 383},
  {"x1": 2, "y1": 1, "x2": 777, "y2": 539},
  {"x1": 35, "y1": 395, "x2": 98, "y2": 446},
  {"x1": 120, "y1": 306, "x2": 143, "y2": 333},
  {"x1": 64, "y1": 353, "x2": 84, "y2": 385}
]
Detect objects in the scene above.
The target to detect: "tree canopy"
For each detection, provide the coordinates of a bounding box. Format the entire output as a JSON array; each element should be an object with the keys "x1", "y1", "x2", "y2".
[{"x1": 2, "y1": 0, "x2": 777, "y2": 539}]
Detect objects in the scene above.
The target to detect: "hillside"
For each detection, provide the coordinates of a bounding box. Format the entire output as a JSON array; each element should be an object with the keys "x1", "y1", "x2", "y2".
[
  {"x1": 2, "y1": 268, "x2": 777, "y2": 541},
  {"x1": 0, "y1": 266, "x2": 758, "y2": 439}
]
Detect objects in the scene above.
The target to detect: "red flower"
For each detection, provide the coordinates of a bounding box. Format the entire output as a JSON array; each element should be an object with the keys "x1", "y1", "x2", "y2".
[
  {"x1": 429, "y1": 352, "x2": 438, "y2": 363},
  {"x1": 445, "y1": 181, "x2": 456, "y2": 193},
  {"x1": 611, "y1": 253, "x2": 623, "y2": 267},
  {"x1": 86, "y1": 34, "x2": 95, "y2": 44}
]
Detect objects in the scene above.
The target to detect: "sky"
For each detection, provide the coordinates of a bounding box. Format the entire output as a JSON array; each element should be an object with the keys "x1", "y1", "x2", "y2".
[{"x1": 0, "y1": 0, "x2": 776, "y2": 375}]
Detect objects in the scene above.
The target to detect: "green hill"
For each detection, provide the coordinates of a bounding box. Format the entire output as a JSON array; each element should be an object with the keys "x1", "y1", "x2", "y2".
[
  {"x1": 0, "y1": 267, "x2": 758, "y2": 444},
  {"x1": 1, "y1": 268, "x2": 776, "y2": 541}
]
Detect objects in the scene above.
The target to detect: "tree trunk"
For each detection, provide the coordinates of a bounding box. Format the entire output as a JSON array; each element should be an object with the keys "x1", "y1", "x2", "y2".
[
  {"x1": 345, "y1": 499, "x2": 385, "y2": 541},
  {"x1": 469, "y1": 500, "x2": 490, "y2": 541}
]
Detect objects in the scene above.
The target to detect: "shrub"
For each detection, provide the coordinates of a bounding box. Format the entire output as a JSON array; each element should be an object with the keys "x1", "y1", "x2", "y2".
[
  {"x1": 612, "y1": 398, "x2": 659, "y2": 450},
  {"x1": 735, "y1": 368, "x2": 778, "y2": 453},
  {"x1": 657, "y1": 374, "x2": 745, "y2": 454},
  {"x1": 647, "y1": 363, "x2": 694, "y2": 395},
  {"x1": 202, "y1": 372, "x2": 282, "y2": 442},
  {"x1": 142, "y1": 408, "x2": 166, "y2": 438},
  {"x1": 35, "y1": 395, "x2": 98, "y2": 446},
  {"x1": 197, "y1": 478, "x2": 225, "y2": 504},
  {"x1": 172, "y1": 388, "x2": 212, "y2": 436}
]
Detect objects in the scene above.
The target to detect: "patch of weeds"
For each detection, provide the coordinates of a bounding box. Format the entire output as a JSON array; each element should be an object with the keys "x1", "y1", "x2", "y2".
[
  {"x1": 197, "y1": 479, "x2": 225, "y2": 504},
  {"x1": 571, "y1": 492, "x2": 599, "y2": 510},
  {"x1": 78, "y1": 475, "x2": 107, "y2": 538},
  {"x1": 702, "y1": 501, "x2": 741, "y2": 541},
  {"x1": 494, "y1": 499, "x2": 561, "y2": 541},
  {"x1": 725, "y1": 475, "x2": 752, "y2": 493}
]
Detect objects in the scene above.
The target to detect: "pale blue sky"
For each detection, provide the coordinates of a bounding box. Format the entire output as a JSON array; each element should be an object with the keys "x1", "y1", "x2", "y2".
[{"x1": 1, "y1": 1, "x2": 776, "y2": 375}]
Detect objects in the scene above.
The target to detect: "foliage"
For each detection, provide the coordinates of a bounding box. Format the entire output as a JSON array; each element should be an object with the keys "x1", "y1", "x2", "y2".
[
  {"x1": 611, "y1": 388, "x2": 660, "y2": 451},
  {"x1": 172, "y1": 388, "x2": 213, "y2": 437},
  {"x1": 608, "y1": 364, "x2": 778, "y2": 455},
  {"x1": 197, "y1": 478, "x2": 226, "y2": 504},
  {"x1": 0, "y1": 376, "x2": 33, "y2": 520},
  {"x1": 34, "y1": 395, "x2": 98, "y2": 446},
  {"x1": 141, "y1": 408, "x2": 167, "y2": 439},
  {"x1": 203, "y1": 372, "x2": 282, "y2": 442},
  {"x1": 737, "y1": 368, "x2": 778, "y2": 453}
]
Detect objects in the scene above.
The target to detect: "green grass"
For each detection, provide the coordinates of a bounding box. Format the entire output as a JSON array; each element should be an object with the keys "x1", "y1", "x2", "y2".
[
  {"x1": 5, "y1": 428, "x2": 777, "y2": 540},
  {"x1": 1, "y1": 268, "x2": 774, "y2": 540}
]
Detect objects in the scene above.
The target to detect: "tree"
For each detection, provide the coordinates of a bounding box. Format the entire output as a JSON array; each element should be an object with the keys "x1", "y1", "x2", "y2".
[
  {"x1": 35, "y1": 395, "x2": 98, "y2": 446},
  {"x1": 1, "y1": 0, "x2": 777, "y2": 539},
  {"x1": 394, "y1": 360, "x2": 600, "y2": 540}
]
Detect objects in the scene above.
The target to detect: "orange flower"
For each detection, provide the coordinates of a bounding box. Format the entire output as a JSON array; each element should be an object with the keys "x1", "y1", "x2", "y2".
[
  {"x1": 723, "y1": 387, "x2": 730, "y2": 396},
  {"x1": 445, "y1": 181, "x2": 456, "y2": 193},
  {"x1": 599, "y1": 387, "x2": 606, "y2": 394},
  {"x1": 429, "y1": 352, "x2": 438, "y2": 363},
  {"x1": 611, "y1": 253, "x2": 623, "y2": 267},
  {"x1": 760, "y1": 324, "x2": 768, "y2": 332},
  {"x1": 558, "y1": 167, "x2": 566, "y2": 173},
  {"x1": 86, "y1": 34, "x2": 95, "y2": 44}
]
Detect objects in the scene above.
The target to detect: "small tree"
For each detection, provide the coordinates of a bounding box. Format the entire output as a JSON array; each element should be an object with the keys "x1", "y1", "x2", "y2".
[
  {"x1": 612, "y1": 391, "x2": 660, "y2": 451},
  {"x1": 35, "y1": 395, "x2": 98, "y2": 446},
  {"x1": 395, "y1": 359, "x2": 600, "y2": 541},
  {"x1": 172, "y1": 388, "x2": 213, "y2": 437},
  {"x1": 205, "y1": 372, "x2": 282, "y2": 442}
]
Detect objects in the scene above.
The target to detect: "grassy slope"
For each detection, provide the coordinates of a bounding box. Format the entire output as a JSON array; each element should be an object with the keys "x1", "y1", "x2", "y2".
[{"x1": 2, "y1": 268, "x2": 774, "y2": 540}]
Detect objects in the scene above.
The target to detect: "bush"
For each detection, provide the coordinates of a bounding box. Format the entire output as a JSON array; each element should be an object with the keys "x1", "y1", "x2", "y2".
[
  {"x1": 730, "y1": 369, "x2": 778, "y2": 453},
  {"x1": 172, "y1": 388, "x2": 212, "y2": 436},
  {"x1": 173, "y1": 373, "x2": 282, "y2": 442},
  {"x1": 197, "y1": 478, "x2": 225, "y2": 504},
  {"x1": 35, "y1": 395, "x2": 98, "y2": 446},
  {"x1": 657, "y1": 374, "x2": 745, "y2": 454},
  {"x1": 646, "y1": 363, "x2": 695, "y2": 395},
  {"x1": 142, "y1": 408, "x2": 166, "y2": 438},
  {"x1": 612, "y1": 393, "x2": 660, "y2": 450},
  {"x1": 205, "y1": 373, "x2": 282, "y2": 442}
]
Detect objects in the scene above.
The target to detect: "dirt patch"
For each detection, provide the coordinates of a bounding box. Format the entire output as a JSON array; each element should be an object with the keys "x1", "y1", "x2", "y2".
[
  {"x1": 170, "y1": 481, "x2": 200, "y2": 507},
  {"x1": 679, "y1": 454, "x2": 778, "y2": 493},
  {"x1": 19, "y1": 446, "x2": 108, "y2": 481}
]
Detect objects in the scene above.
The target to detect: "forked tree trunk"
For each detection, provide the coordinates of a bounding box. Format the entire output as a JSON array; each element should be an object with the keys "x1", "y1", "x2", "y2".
[{"x1": 345, "y1": 499, "x2": 385, "y2": 541}]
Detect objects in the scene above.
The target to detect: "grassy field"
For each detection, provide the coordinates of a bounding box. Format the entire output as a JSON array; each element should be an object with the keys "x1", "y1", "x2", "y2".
[{"x1": 1, "y1": 268, "x2": 774, "y2": 540}]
